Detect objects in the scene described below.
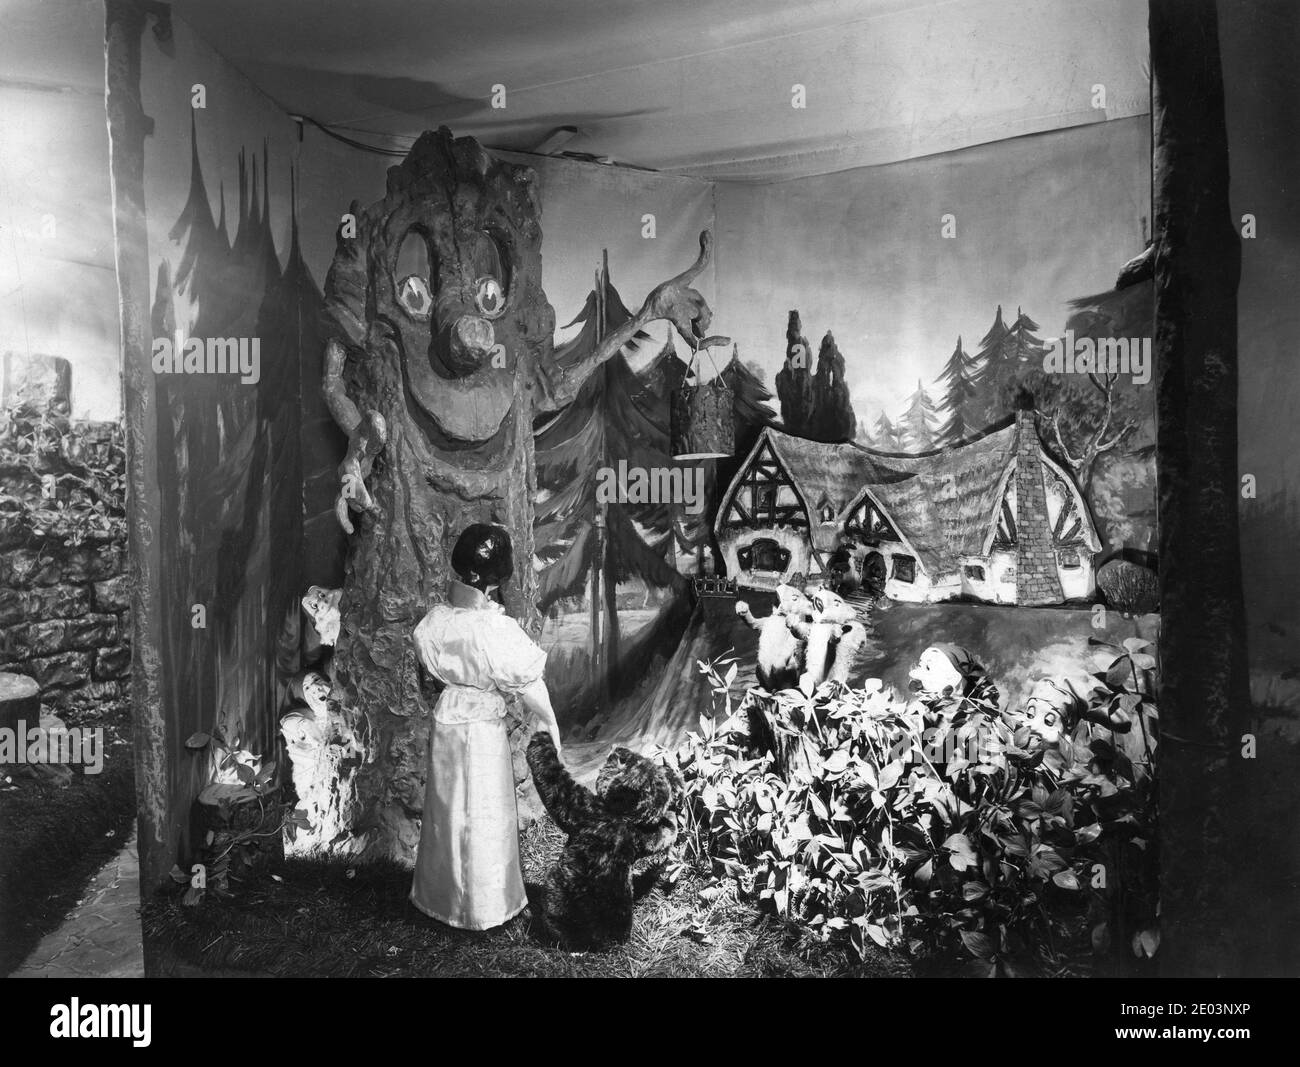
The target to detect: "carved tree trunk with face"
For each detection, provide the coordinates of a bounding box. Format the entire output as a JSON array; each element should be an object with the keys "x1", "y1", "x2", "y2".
[{"x1": 322, "y1": 129, "x2": 718, "y2": 860}]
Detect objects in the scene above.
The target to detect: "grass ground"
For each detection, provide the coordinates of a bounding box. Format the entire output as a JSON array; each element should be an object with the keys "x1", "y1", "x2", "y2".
[
  {"x1": 142, "y1": 817, "x2": 912, "y2": 978},
  {"x1": 0, "y1": 699, "x2": 137, "y2": 975}
]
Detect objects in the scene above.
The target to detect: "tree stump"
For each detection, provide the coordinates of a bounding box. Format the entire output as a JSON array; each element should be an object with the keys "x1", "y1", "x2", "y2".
[
  {"x1": 192, "y1": 784, "x2": 285, "y2": 893},
  {"x1": 741, "y1": 691, "x2": 822, "y2": 780},
  {"x1": 0, "y1": 672, "x2": 40, "y2": 741}
]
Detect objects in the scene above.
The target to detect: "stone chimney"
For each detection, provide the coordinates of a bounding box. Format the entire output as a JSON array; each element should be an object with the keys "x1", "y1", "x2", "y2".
[{"x1": 1013, "y1": 399, "x2": 1063, "y2": 605}]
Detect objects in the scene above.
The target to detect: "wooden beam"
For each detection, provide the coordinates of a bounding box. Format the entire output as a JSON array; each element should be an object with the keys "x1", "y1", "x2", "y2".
[
  {"x1": 104, "y1": 0, "x2": 171, "y2": 938},
  {"x1": 1150, "y1": 0, "x2": 1251, "y2": 976}
]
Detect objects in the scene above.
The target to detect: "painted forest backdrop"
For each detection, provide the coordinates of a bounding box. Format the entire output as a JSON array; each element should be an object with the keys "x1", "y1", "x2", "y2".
[{"x1": 119, "y1": 6, "x2": 1151, "y2": 886}]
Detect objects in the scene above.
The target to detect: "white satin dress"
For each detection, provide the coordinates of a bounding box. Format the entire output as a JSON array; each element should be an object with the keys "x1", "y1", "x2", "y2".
[{"x1": 409, "y1": 580, "x2": 547, "y2": 930}]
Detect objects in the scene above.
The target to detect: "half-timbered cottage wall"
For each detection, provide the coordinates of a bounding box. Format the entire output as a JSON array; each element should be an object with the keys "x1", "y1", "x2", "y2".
[{"x1": 717, "y1": 420, "x2": 1099, "y2": 606}]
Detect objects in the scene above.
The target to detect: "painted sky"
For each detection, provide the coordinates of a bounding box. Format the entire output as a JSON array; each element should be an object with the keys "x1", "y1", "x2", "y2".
[
  {"x1": 715, "y1": 115, "x2": 1150, "y2": 427},
  {"x1": 134, "y1": 0, "x2": 1146, "y2": 440}
]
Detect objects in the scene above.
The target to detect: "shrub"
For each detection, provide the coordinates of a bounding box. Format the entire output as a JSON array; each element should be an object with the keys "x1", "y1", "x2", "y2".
[
  {"x1": 661, "y1": 645, "x2": 1158, "y2": 976},
  {"x1": 1097, "y1": 558, "x2": 1159, "y2": 615}
]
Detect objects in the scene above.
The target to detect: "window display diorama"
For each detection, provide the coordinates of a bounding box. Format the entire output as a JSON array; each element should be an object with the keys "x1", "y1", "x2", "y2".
[{"x1": 3, "y1": 0, "x2": 1289, "y2": 984}]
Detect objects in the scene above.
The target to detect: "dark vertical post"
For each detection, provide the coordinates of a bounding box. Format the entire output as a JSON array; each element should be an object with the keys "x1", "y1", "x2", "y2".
[
  {"x1": 1150, "y1": 0, "x2": 1251, "y2": 976},
  {"x1": 589, "y1": 261, "x2": 605, "y2": 706},
  {"x1": 104, "y1": 0, "x2": 170, "y2": 932}
]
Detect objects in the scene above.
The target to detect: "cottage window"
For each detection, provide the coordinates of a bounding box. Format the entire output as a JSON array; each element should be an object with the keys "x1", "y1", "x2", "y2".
[
  {"x1": 739, "y1": 538, "x2": 790, "y2": 574},
  {"x1": 1059, "y1": 548, "x2": 1081, "y2": 569},
  {"x1": 820, "y1": 503, "x2": 836, "y2": 523},
  {"x1": 891, "y1": 555, "x2": 916, "y2": 583},
  {"x1": 1046, "y1": 466, "x2": 1087, "y2": 545},
  {"x1": 846, "y1": 498, "x2": 901, "y2": 542},
  {"x1": 994, "y1": 496, "x2": 1017, "y2": 547},
  {"x1": 963, "y1": 564, "x2": 986, "y2": 582}
]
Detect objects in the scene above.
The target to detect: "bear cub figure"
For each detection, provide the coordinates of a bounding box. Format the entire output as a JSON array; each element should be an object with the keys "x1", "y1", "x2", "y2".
[{"x1": 526, "y1": 732, "x2": 683, "y2": 950}]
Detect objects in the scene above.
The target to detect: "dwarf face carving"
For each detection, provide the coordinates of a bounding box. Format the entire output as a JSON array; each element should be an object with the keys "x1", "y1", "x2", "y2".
[
  {"x1": 358, "y1": 130, "x2": 556, "y2": 445},
  {"x1": 909, "y1": 646, "x2": 968, "y2": 699},
  {"x1": 1011, "y1": 678, "x2": 1090, "y2": 747},
  {"x1": 301, "y1": 670, "x2": 332, "y2": 716}
]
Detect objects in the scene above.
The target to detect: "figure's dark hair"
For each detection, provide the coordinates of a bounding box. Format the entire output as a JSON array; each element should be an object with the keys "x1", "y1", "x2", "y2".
[{"x1": 451, "y1": 523, "x2": 514, "y2": 589}]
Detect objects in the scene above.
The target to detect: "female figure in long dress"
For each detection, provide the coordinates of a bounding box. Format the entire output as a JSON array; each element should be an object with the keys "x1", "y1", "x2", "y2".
[{"x1": 410, "y1": 523, "x2": 562, "y2": 930}]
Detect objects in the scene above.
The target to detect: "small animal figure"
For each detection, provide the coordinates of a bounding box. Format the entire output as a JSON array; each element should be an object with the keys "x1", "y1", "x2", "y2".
[
  {"x1": 735, "y1": 583, "x2": 814, "y2": 691},
  {"x1": 301, "y1": 586, "x2": 343, "y2": 647},
  {"x1": 786, "y1": 586, "x2": 864, "y2": 694},
  {"x1": 526, "y1": 733, "x2": 683, "y2": 950}
]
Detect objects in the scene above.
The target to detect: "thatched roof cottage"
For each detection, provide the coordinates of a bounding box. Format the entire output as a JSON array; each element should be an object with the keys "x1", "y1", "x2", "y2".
[{"x1": 715, "y1": 409, "x2": 1099, "y2": 605}]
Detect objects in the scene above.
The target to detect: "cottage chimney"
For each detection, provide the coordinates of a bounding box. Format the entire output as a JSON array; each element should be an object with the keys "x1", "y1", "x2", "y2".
[{"x1": 1013, "y1": 402, "x2": 1064, "y2": 605}]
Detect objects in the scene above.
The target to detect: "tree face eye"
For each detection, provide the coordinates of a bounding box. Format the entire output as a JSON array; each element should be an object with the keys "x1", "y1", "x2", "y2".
[
  {"x1": 394, "y1": 230, "x2": 434, "y2": 319},
  {"x1": 398, "y1": 274, "x2": 433, "y2": 318},
  {"x1": 468, "y1": 229, "x2": 510, "y2": 316},
  {"x1": 474, "y1": 276, "x2": 505, "y2": 318}
]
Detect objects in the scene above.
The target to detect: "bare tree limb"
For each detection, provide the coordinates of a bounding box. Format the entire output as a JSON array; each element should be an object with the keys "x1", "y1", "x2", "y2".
[{"x1": 1040, "y1": 408, "x2": 1082, "y2": 471}]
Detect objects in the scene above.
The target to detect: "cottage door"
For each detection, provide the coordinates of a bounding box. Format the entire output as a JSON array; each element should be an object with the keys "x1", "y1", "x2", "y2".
[{"x1": 862, "y1": 551, "x2": 887, "y2": 596}]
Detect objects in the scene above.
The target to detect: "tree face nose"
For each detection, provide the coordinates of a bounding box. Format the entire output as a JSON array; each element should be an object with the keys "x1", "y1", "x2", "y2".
[{"x1": 446, "y1": 314, "x2": 496, "y2": 376}]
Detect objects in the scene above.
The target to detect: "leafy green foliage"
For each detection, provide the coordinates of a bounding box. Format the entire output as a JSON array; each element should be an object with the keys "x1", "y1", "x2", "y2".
[
  {"x1": 662, "y1": 646, "x2": 1158, "y2": 976},
  {"x1": 176, "y1": 726, "x2": 293, "y2": 906}
]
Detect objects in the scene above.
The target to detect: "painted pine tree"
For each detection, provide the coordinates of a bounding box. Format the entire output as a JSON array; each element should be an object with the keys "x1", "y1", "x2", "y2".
[
  {"x1": 636, "y1": 331, "x2": 687, "y2": 405},
  {"x1": 775, "y1": 310, "x2": 815, "y2": 435},
  {"x1": 698, "y1": 345, "x2": 780, "y2": 569},
  {"x1": 1006, "y1": 306, "x2": 1047, "y2": 383},
  {"x1": 979, "y1": 306, "x2": 1046, "y2": 424},
  {"x1": 723, "y1": 345, "x2": 778, "y2": 459},
  {"x1": 810, "y1": 331, "x2": 857, "y2": 443},
  {"x1": 873, "y1": 411, "x2": 904, "y2": 452},
  {"x1": 533, "y1": 260, "x2": 686, "y2": 704},
  {"x1": 934, "y1": 334, "x2": 979, "y2": 446},
  {"x1": 972, "y1": 304, "x2": 1010, "y2": 424},
  {"x1": 1012, "y1": 288, "x2": 1148, "y2": 519},
  {"x1": 901, "y1": 378, "x2": 939, "y2": 451},
  {"x1": 635, "y1": 341, "x2": 776, "y2": 573},
  {"x1": 150, "y1": 129, "x2": 303, "y2": 788},
  {"x1": 633, "y1": 333, "x2": 693, "y2": 565}
]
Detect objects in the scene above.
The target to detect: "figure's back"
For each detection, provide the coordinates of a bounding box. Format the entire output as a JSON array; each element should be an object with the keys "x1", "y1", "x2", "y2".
[{"x1": 414, "y1": 602, "x2": 546, "y2": 701}]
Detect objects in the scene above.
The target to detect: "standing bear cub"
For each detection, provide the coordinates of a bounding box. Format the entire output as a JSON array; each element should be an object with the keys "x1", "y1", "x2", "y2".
[{"x1": 526, "y1": 733, "x2": 683, "y2": 950}]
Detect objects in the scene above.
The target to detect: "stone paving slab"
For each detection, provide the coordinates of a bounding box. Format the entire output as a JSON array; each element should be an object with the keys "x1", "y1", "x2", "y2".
[{"x1": 9, "y1": 830, "x2": 144, "y2": 978}]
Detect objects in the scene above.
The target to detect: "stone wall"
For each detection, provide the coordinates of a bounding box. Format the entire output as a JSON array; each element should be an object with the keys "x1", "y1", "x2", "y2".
[{"x1": 0, "y1": 354, "x2": 129, "y2": 712}]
